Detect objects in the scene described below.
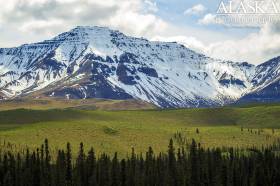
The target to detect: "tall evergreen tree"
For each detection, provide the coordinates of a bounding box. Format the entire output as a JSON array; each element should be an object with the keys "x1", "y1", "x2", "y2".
[
  {"x1": 66, "y1": 142, "x2": 72, "y2": 186},
  {"x1": 111, "y1": 152, "x2": 120, "y2": 186},
  {"x1": 87, "y1": 147, "x2": 97, "y2": 186},
  {"x1": 76, "y1": 143, "x2": 86, "y2": 186},
  {"x1": 190, "y1": 139, "x2": 200, "y2": 186},
  {"x1": 44, "y1": 139, "x2": 51, "y2": 186},
  {"x1": 167, "y1": 139, "x2": 177, "y2": 186},
  {"x1": 120, "y1": 159, "x2": 126, "y2": 186}
]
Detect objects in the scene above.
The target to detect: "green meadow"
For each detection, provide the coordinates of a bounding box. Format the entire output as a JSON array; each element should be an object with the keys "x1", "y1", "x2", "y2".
[{"x1": 0, "y1": 104, "x2": 279, "y2": 157}]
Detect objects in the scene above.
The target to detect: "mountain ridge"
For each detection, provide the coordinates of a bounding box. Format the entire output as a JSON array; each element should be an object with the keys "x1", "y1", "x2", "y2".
[{"x1": 0, "y1": 26, "x2": 279, "y2": 107}]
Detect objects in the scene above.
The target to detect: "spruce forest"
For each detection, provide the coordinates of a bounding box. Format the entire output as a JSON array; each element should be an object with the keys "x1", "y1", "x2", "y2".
[{"x1": 0, "y1": 139, "x2": 280, "y2": 186}]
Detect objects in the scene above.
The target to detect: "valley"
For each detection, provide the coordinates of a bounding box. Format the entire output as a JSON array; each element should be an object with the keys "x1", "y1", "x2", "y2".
[
  {"x1": 0, "y1": 103, "x2": 279, "y2": 157},
  {"x1": 0, "y1": 98, "x2": 155, "y2": 111}
]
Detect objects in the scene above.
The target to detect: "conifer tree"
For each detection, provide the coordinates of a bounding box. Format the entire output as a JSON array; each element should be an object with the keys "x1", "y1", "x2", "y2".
[
  {"x1": 167, "y1": 139, "x2": 177, "y2": 186},
  {"x1": 190, "y1": 139, "x2": 200, "y2": 186},
  {"x1": 66, "y1": 142, "x2": 72, "y2": 186},
  {"x1": 120, "y1": 159, "x2": 126, "y2": 186},
  {"x1": 111, "y1": 152, "x2": 120, "y2": 186},
  {"x1": 0, "y1": 138, "x2": 279, "y2": 186},
  {"x1": 127, "y1": 148, "x2": 136, "y2": 186},
  {"x1": 87, "y1": 147, "x2": 97, "y2": 186},
  {"x1": 76, "y1": 142, "x2": 86, "y2": 186},
  {"x1": 145, "y1": 147, "x2": 154, "y2": 186},
  {"x1": 44, "y1": 139, "x2": 51, "y2": 186},
  {"x1": 3, "y1": 171, "x2": 13, "y2": 186}
]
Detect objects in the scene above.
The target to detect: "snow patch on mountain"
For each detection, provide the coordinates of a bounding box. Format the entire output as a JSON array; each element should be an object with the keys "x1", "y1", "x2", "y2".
[{"x1": 0, "y1": 26, "x2": 277, "y2": 107}]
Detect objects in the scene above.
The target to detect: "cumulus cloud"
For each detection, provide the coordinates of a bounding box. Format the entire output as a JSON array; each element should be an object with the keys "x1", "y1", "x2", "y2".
[
  {"x1": 192, "y1": 0, "x2": 280, "y2": 64},
  {"x1": 152, "y1": 35, "x2": 207, "y2": 55},
  {"x1": 198, "y1": 14, "x2": 217, "y2": 25},
  {"x1": 144, "y1": 0, "x2": 158, "y2": 13},
  {"x1": 0, "y1": 0, "x2": 166, "y2": 47},
  {"x1": 205, "y1": 23, "x2": 280, "y2": 64},
  {"x1": 1, "y1": 0, "x2": 280, "y2": 65},
  {"x1": 157, "y1": 23, "x2": 280, "y2": 65},
  {"x1": 184, "y1": 4, "x2": 206, "y2": 15}
]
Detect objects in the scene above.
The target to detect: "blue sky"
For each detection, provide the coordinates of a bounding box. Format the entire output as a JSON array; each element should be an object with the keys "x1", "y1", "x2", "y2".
[
  {"x1": 155, "y1": 0, "x2": 258, "y2": 39},
  {"x1": 148, "y1": 0, "x2": 280, "y2": 65}
]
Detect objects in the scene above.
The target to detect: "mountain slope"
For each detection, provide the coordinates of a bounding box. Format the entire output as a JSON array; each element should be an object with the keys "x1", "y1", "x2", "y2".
[
  {"x1": 0, "y1": 26, "x2": 262, "y2": 107},
  {"x1": 238, "y1": 56, "x2": 280, "y2": 103}
]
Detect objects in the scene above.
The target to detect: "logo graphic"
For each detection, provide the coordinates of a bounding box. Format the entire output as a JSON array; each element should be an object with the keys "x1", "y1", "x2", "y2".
[{"x1": 215, "y1": 0, "x2": 280, "y2": 26}]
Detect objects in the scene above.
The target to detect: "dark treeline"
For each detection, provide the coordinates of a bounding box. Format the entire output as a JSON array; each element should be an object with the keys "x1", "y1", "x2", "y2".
[{"x1": 0, "y1": 139, "x2": 280, "y2": 186}]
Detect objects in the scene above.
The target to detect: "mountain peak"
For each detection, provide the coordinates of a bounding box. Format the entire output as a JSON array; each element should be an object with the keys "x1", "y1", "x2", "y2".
[
  {"x1": 52, "y1": 26, "x2": 117, "y2": 43},
  {"x1": 68, "y1": 26, "x2": 114, "y2": 35},
  {"x1": 0, "y1": 26, "x2": 279, "y2": 108},
  {"x1": 71, "y1": 25, "x2": 112, "y2": 32}
]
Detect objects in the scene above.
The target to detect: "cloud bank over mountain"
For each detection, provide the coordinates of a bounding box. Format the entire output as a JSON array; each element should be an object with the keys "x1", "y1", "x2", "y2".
[
  {"x1": 180, "y1": 0, "x2": 280, "y2": 64},
  {"x1": 0, "y1": 0, "x2": 280, "y2": 65},
  {"x1": 0, "y1": 0, "x2": 167, "y2": 47}
]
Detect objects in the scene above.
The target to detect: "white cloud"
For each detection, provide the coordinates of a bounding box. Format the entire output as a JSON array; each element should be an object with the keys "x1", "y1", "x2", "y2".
[
  {"x1": 0, "y1": 0, "x2": 280, "y2": 65},
  {"x1": 198, "y1": 14, "x2": 217, "y2": 25},
  {"x1": 152, "y1": 35, "x2": 207, "y2": 55},
  {"x1": 157, "y1": 23, "x2": 280, "y2": 65},
  {"x1": 194, "y1": 0, "x2": 280, "y2": 64},
  {"x1": 0, "y1": 0, "x2": 165, "y2": 47},
  {"x1": 184, "y1": 4, "x2": 206, "y2": 15},
  {"x1": 144, "y1": 0, "x2": 158, "y2": 13},
  {"x1": 205, "y1": 23, "x2": 280, "y2": 64}
]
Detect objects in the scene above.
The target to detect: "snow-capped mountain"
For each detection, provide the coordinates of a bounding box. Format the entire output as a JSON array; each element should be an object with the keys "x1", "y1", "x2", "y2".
[
  {"x1": 0, "y1": 26, "x2": 278, "y2": 107},
  {"x1": 238, "y1": 56, "x2": 280, "y2": 103}
]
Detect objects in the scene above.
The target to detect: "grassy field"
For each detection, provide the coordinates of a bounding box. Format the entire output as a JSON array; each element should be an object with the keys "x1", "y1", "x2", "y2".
[
  {"x1": 0, "y1": 98, "x2": 155, "y2": 111},
  {"x1": 0, "y1": 104, "x2": 279, "y2": 157}
]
